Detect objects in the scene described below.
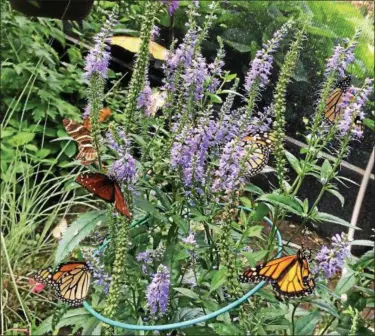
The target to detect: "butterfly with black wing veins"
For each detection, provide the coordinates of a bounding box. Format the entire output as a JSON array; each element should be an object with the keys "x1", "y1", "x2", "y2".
[
  {"x1": 34, "y1": 262, "x2": 91, "y2": 307},
  {"x1": 239, "y1": 248, "x2": 315, "y2": 298},
  {"x1": 77, "y1": 172, "x2": 131, "y2": 217},
  {"x1": 242, "y1": 132, "x2": 276, "y2": 177},
  {"x1": 324, "y1": 76, "x2": 363, "y2": 132}
]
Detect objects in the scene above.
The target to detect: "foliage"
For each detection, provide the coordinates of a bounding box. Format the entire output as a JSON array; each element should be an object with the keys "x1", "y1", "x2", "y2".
[
  {"x1": 0, "y1": 149, "x2": 93, "y2": 333},
  {"x1": 1, "y1": 1, "x2": 374, "y2": 336}
]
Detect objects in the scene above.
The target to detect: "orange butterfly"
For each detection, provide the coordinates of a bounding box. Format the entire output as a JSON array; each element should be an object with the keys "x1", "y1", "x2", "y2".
[
  {"x1": 239, "y1": 249, "x2": 315, "y2": 297},
  {"x1": 34, "y1": 262, "x2": 91, "y2": 306}
]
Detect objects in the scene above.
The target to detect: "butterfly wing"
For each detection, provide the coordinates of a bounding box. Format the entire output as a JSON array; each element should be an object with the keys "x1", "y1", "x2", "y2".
[
  {"x1": 114, "y1": 183, "x2": 131, "y2": 217},
  {"x1": 63, "y1": 119, "x2": 97, "y2": 165},
  {"x1": 243, "y1": 133, "x2": 274, "y2": 177},
  {"x1": 324, "y1": 76, "x2": 351, "y2": 124},
  {"x1": 272, "y1": 252, "x2": 315, "y2": 297},
  {"x1": 240, "y1": 254, "x2": 297, "y2": 284},
  {"x1": 149, "y1": 41, "x2": 168, "y2": 60},
  {"x1": 76, "y1": 172, "x2": 115, "y2": 202},
  {"x1": 82, "y1": 107, "x2": 112, "y2": 129},
  {"x1": 54, "y1": 262, "x2": 91, "y2": 306},
  {"x1": 34, "y1": 268, "x2": 59, "y2": 289},
  {"x1": 244, "y1": 143, "x2": 270, "y2": 177},
  {"x1": 324, "y1": 88, "x2": 344, "y2": 123}
]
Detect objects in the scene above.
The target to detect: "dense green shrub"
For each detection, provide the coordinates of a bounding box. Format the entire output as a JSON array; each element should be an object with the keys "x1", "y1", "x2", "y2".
[{"x1": 1, "y1": 3, "x2": 86, "y2": 172}]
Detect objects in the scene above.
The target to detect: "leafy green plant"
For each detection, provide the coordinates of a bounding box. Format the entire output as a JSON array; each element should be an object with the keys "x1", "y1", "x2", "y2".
[
  {"x1": 0, "y1": 149, "x2": 93, "y2": 333},
  {"x1": 1, "y1": 2, "x2": 87, "y2": 171}
]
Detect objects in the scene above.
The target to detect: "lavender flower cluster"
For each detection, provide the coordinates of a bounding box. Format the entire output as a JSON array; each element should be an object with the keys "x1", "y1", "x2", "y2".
[
  {"x1": 137, "y1": 80, "x2": 153, "y2": 116},
  {"x1": 136, "y1": 250, "x2": 153, "y2": 274},
  {"x1": 161, "y1": 0, "x2": 180, "y2": 15},
  {"x1": 337, "y1": 78, "x2": 374, "y2": 139},
  {"x1": 243, "y1": 23, "x2": 290, "y2": 95},
  {"x1": 106, "y1": 129, "x2": 137, "y2": 184},
  {"x1": 171, "y1": 117, "x2": 217, "y2": 189},
  {"x1": 82, "y1": 249, "x2": 112, "y2": 294},
  {"x1": 166, "y1": 22, "x2": 289, "y2": 197},
  {"x1": 314, "y1": 233, "x2": 351, "y2": 278},
  {"x1": 146, "y1": 264, "x2": 170, "y2": 316},
  {"x1": 84, "y1": 10, "x2": 117, "y2": 80},
  {"x1": 325, "y1": 32, "x2": 359, "y2": 78},
  {"x1": 211, "y1": 139, "x2": 245, "y2": 195}
]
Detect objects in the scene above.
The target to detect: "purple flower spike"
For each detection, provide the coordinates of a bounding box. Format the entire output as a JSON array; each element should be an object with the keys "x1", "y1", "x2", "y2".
[
  {"x1": 84, "y1": 11, "x2": 117, "y2": 80},
  {"x1": 212, "y1": 139, "x2": 245, "y2": 195},
  {"x1": 246, "y1": 104, "x2": 274, "y2": 135},
  {"x1": 325, "y1": 34, "x2": 359, "y2": 78},
  {"x1": 82, "y1": 249, "x2": 112, "y2": 294},
  {"x1": 107, "y1": 129, "x2": 137, "y2": 184},
  {"x1": 171, "y1": 118, "x2": 217, "y2": 188},
  {"x1": 244, "y1": 24, "x2": 290, "y2": 95},
  {"x1": 162, "y1": 0, "x2": 180, "y2": 15},
  {"x1": 314, "y1": 233, "x2": 351, "y2": 278},
  {"x1": 146, "y1": 264, "x2": 170, "y2": 316},
  {"x1": 137, "y1": 81, "x2": 153, "y2": 116},
  {"x1": 337, "y1": 78, "x2": 373, "y2": 139}
]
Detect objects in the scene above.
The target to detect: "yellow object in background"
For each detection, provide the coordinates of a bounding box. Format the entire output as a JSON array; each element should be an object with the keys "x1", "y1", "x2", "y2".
[{"x1": 110, "y1": 36, "x2": 168, "y2": 61}]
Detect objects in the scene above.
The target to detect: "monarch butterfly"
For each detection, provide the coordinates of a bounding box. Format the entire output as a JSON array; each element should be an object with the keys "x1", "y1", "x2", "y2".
[
  {"x1": 324, "y1": 76, "x2": 352, "y2": 125},
  {"x1": 243, "y1": 132, "x2": 275, "y2": 177},
  {"x1": 239, "y1": 249, "x2": 315, "y2": 298},
  {"x1": 77, "y1": 172, "x2": 131, "y2": 217},
  {"x1": 324, "y1": 76, "x2": 363, "y2": 132},
  {"x1": 34, "y1": 262, "x2": 91, "y2": 306}
]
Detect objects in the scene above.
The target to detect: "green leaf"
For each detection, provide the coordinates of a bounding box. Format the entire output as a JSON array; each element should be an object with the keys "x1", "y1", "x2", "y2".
[
  {"x1": 249, "y1": 203, "x2": 269, "y2": 221},
  {"x1": 8, "y1": 132, "x2": 35, "y2": 147},
  {"x1": 246, "y1": 225, "x2": 264, "y2": 239},
  {"x1": 259, "y1": 307, "x2": 288, "y2": 318},
  {"x1": 285, "y1": 150, "x2": 301, "y2": 174},
  {"x1": 210, "y1": 323, "x2": 242, "y2": 335},
  {"x1": 171, "y1": 308, "x2": 205, "y2": 323},
  {"x1": 315, "y1": 212, "x2": 360, "y2": 230},
  {"x1": 210, "y1": 267, "x2": 228, "y2": 293},
  {"x1": 320, "y1": 159, "x2": 333, "y2": 180},
  {"x1": 294, "y1": 310, "x2": 320, "y2": 335},
  {"x1": 36, "y1": 148, "x2": 51, "y2": 159},
  {"x1": 134, "y1": 195, "x2": 169, "y2": 223},
  {"x1": 171, "y1": 215, "x2": 189, "y2": 235},
  {"x1": 223, "y1": 73, "x2": 237, "y2": 82},
  {"x1": 243, "y1": 250, "x2": 268, "y2": 268},
  {"x1": 64, "y1": 141, "x2": 76, "y2": 158},
  {"x1": 310, "y1": 299, "x2": 340, "y2": 318},
  {"x1": 33, "y1": 308, "x2": 92, "y2": 335},
  {"x1": 207, "y1": 93, "x2": 223, "y2": 104},
  {"x1": 257, "y1": 194, "x2": 303, "y2": 216},
  {"x1": 185, "y1": 327, "x2": 218, "y2": 336},
  {"x1": 245, "y1": 183, "x2": 264, "y2": 195},
  {"x1": 327, "y1": 188, "x2": 345, "y2": 207},
  {"x1": 174, "y1": 287, "x2": 200, "y2": 300},
  {"x1": 335, "y1": 271, "x2": 357, "y2": 295},
  {"x1": 363, "y1": 117, "x2": 374, "y2": 131},
  {"x1": 223, "y1": 39, "x2": 251, "y2": 53},
  {"x1": 55, "y1": 211, "x2": 108, "y2": 265},
  {"x1": 0, "y1": 128, "x2": 16, "y2": 138}
]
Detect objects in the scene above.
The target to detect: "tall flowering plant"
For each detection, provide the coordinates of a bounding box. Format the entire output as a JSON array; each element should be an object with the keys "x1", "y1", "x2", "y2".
[{"x1": 41, "y1": 2, "x2": 374, "y2": 336}]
